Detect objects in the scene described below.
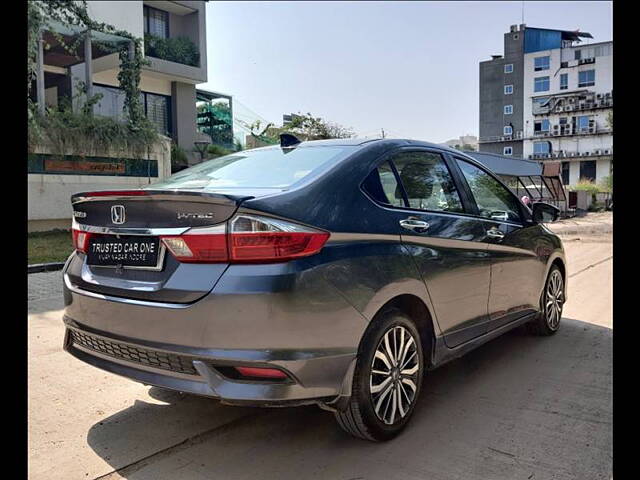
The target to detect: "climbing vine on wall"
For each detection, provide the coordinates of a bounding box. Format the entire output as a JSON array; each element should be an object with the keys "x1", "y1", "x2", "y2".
[{"x1": 28, "y1": 0, "x2": 149, "y2": 129}]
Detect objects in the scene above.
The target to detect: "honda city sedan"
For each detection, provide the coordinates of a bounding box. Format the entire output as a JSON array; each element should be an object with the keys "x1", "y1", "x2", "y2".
[{"x1": 62, "y1": 137, "x2": 566, "y2": 441}]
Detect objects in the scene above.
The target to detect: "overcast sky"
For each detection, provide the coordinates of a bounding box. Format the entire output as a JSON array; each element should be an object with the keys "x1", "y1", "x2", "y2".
[{"x1": 200, "y1": 1, "x2": 612, "y2": 143}]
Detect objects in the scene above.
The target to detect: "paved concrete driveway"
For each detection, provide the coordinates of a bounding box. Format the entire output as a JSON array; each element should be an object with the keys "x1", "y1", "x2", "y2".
[{"x1": 28, "y1": 237, "x2": 612, "y2": 480}]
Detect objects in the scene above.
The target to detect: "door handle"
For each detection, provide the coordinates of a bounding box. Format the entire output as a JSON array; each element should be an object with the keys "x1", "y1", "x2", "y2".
[
  {"x1": 400, "y1": 219, "x2": 430, "y2": 233},
  {"x1": 486, "y1": 227, "x2": 505, "y2": 240}
]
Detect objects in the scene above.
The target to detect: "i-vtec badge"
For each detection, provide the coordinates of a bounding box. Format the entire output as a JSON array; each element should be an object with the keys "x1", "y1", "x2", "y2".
[
  {"x1": 73, "y1": 210, "x2": 87, "y2": 218},
  {"x1": 177, "y1": 212, "x2": 215, "y2": 220}
]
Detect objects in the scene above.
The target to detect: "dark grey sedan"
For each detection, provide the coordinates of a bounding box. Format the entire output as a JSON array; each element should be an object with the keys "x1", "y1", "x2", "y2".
[{"x1": 62, "y1": 138, "x2": 566, "y2": 441}]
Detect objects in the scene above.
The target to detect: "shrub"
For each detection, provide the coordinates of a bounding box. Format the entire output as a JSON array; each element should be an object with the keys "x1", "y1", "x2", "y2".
[
  {"x1": 206, "y1": 144, "x2": 234, "y2": 159},
  {"x1": 144, "y1": 34, "x2": 199, "y2": 67}
]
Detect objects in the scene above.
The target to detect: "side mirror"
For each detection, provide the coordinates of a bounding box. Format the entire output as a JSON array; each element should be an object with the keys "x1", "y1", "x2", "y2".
[{"x1": 531, "y1": 202, "x2": 560, "y2": 223}]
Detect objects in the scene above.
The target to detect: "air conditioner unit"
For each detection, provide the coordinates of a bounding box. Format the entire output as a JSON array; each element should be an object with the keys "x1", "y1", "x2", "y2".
[
  {"x1": 552, "y1": 125, "x2": 560, "y2": 135},
  {"x1": 557, "y1": 106, "x2": 564, "y2": 112},
  {"x1": 594, "y1": 149, "x2": 601, "y2": 155},
  {"x1": 565, "y1": 105, "x2": 573, "y2": 111},
  {"x1": 603, "y1": 149, "x2": 610, "y2": 155},
  {"x1": 584, "y1": 151, "x2": 590, "y2": 156},
  {"x1": 593, "y1": 101, "x2": 599, "y2": 108},
  {"x1": 596, "y1": 93, "x2": 603, "y2": 99},
  {"x1": 569, "y1": 98, "x2": 576, "y2": 103},
  {"x1": 578, "y1": 102, "x2": 586, "y2": 109},
  {"x1": 558, "y1": 150, "x2": 566, "y2": 157}
]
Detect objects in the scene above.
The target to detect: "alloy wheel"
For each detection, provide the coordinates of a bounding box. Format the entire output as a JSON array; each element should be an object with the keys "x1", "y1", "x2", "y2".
[
  {"x1": 369, "y1": 325, "x2": 420, "y2": 425},
  {"x1": 545, "y1": 269, "x2": 564, "y2": 330}
]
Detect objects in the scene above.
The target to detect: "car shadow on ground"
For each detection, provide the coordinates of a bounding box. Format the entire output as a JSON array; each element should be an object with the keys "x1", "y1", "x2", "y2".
[{"x1": 86, "y1": 318, "x2": 612, "y2": 480}]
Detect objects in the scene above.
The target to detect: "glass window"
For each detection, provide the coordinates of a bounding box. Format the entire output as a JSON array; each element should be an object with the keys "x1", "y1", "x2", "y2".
[
  {"x1": 145, "y1": 93, "x2": 171, "y2": 136},
  {"x1": 504, "y1": 85, "x2": 513, "y2": 95},
  {"x1": 533, "y1": 141, "x2": 551, "y2": 154},
  {"x1": 93, "y1": 85, "x2": 128, "y2": 122},
  {"x1": 579, "y1": 160, "x2": 596, "y2": 181},
  {"x1": 534, "y1": 56, "x2": 550, "y2": 71},
  {"x1": 152, "y1": 146, "x2": 355, "y2": 190},
  {"x1": 578, "y1": 70, "x2": 595, "y2": 87},
  {"x1": 574, "y1": 49, "x2": 582, "y2": 60},
  {"x1": 561, "y1": 162, "x2": 570, "y2": 185},
  {"x1": 504, "y1": 105, "x2": 513, "y2": 115},
  {"x1": 560, "y1": 73, "x2": 568, "y2": 90},
  {"x1": 456, "y1": 159, "x2": 522, "y2": 223},
  {"x1": 392, "y1": 152, "x2": 463, "y2": 213},
  {"x1": 144, "y1": 6, "x2": 169, "y2": 38},
  {"x1": 504, "y1": 64, "x2": 514, "y2": 73},
  {"x1": 577, "y1": 115, "x2": 590, "y2": 131},
  {"x1": 362, "y1": 162, "x2": 404, "y2": 207},
  {"x1": 503, "y1": 146, "x2": 513, "y2": 156},
  {"x1": 534, "y1": 119, "x2": 550, "y2": 133},
  {"x1": 503, "y1": 125, "x2": 513, "y2": 136},
  {"x1": 534, "y1": 76, "x2": 550, "y2": 92}
]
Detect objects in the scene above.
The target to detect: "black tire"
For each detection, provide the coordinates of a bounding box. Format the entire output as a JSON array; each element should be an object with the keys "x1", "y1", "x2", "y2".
[
  {"x1": 527, "y1": 265, "x2": 565, "y2": 336},
  {"x1": 334, "y1": 308, "x2": 424, "y2": 441}
]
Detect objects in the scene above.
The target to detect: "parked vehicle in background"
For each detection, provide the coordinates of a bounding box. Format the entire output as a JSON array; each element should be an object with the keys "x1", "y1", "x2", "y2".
[{"x1": 62, "y1": 138, "x2": 566, "y2": 441}]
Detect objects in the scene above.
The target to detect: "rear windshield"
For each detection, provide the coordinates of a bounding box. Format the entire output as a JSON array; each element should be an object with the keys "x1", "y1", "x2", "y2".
[{"x1": 151, "y1": 146, "x2": 354, "y2": 190}]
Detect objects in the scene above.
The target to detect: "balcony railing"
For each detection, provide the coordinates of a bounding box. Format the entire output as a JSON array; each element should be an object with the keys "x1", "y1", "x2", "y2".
[
  {"x1": 527, "y1": 126, "x2": 612, "y2": 140},
  {"x1": 529, "y1": 148, "x2": 613, "y2": 160},
  {"x1": 478, "y1": 131, "x2": 523, "y2": 143}
]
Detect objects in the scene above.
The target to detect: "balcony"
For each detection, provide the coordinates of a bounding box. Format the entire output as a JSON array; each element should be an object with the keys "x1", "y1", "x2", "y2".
[
  {"x1": 528, "y1": 125, "x2": 612, "y2": 140},
  {"x1": 529, "y1": 148, "x2": 613, "y2": 161},
  {"x1": 478, "y1": 131, "x2": 523, "y2": 144},
  {"x1": 532, "y1": 90, "x2": 613, "y2": 116}
]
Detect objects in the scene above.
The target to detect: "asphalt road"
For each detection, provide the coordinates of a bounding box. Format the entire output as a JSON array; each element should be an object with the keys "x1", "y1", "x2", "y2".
[{"x1": 28, "y1": 236, "x2": 612, "y2": 480}]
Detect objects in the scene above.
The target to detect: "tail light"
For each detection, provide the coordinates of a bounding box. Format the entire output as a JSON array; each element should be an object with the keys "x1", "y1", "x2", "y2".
[
  {"x1": 160, "y1": 214, "x2": 330, "y2": 264},
  {"x1": 161, "y1": 224, "x2": 228, "y2": 263},
  {"x1": 72, "y1": 228, "x2": 92, "y2": 253},
  {"x1": 228, "y1": 214, "x2": 330, "y2": 263}
]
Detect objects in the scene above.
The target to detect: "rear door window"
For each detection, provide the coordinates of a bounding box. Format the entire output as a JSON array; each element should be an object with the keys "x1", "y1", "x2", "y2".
[{"x1": 391, "y1": 152, "x2": 463, "y2": 213}]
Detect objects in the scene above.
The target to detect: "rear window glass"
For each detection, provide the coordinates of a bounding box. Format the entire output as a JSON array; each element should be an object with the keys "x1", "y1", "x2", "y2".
[{"x1": 151, "y1": 146, "x2": 354, "y2": 190}]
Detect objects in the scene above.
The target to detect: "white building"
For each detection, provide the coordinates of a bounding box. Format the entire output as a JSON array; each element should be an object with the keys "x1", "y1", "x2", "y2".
[{"x1": 522, "y1": 40, "x2": 613, "y2": 186}]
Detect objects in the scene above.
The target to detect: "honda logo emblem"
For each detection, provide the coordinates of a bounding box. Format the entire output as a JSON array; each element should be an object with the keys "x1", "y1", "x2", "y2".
[{"x1": 111, "y1": 205, "x2": 126, "y2": 224}]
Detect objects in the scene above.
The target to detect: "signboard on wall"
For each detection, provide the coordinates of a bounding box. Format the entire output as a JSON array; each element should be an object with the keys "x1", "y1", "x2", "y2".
[{"x1": 28, "y1": 154, "x2": 159, "y2": 177}]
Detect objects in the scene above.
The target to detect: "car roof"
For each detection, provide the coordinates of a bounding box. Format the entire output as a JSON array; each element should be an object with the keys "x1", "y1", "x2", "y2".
[{"x1": 292, "y1": 138, "x2": 465, "y2": 154}]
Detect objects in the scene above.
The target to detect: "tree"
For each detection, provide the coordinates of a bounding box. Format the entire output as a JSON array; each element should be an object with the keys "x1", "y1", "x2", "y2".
[{"x1": 280, "y1": 112, "x2": 354, "y2": 140}]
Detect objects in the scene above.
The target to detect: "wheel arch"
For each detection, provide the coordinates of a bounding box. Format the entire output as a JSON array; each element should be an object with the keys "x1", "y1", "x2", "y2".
[{"x1": 369, "y1": 294, "x2": 437, "y2": 368}]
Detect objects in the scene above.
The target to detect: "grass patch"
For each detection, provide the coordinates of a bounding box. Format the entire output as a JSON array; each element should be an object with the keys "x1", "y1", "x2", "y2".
[{"x1": 28, "y1": 230, "x2": 73, "y2": 264}]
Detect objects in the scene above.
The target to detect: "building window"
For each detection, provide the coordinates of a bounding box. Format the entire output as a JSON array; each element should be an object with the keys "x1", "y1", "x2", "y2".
[
  {"x1": 534, "y1": 76, "x2": 550, "y2": 92},
  {"x1": 533, "y1": 141, "x2": 551, "y2": 155},
  {"x1": 503, "y1": 146, "x2": 513, "y2": 156},
  {"x1": 534, "y1": 56, "x2": 550, "y2": 71},
  {"x1": 560, "y1": 73, "x2": 568, "y2": 90},
  {"x1": 504, "y1": 64, "x2": 513, "y2": 73},
  {"x1": 534, "y1": 119, "x2": 550, "y2": 134},
  {"x1": 577, "y1": 115, "x2": 590, "y2": 132},
  {"x1": 144, "y1": 5, "x2": 169, "y2": 39},
  {"x1": 504, "y1": 85, "x2": 513, "y2": 95},
  {"x1": 561, "y1": 162, "x2": 570, "y2": 185},
  {"x1": 578, "y1": 69, "x2": 595, "y2": 87},
  {"x1": 532, "y1": 97, "x2": 550, "y2": 114},
  {"x1": 504, "y1": 125, "x2": 513, "y2": 136},
  {"x1": 579, "y1": 160, "x2": 596, "y2": 181},
  {"x1": 504, "y1": 105, "x2": 513, "y2": 115},
  {"x1": 92, "y1": 84, "x2": 172, "y2": 136},
  {"x1": 144, "y1": 92, "x2": 172, "y2": 136}
]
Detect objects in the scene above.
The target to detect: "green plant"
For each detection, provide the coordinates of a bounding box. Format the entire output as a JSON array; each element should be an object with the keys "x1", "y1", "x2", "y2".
[
  {"x1": 171, "y1": 142, "x2": 189, "y2": 166},
  {"x1": 144, "y1": 33, "x2": 200, "y2": 67},
  {"x1": 206, "y1": 144, "x2": 234, "y2": 159},
  {"x1": 571, "y1": 179, "x2": 600, "y2": 207},
  {"x1": 29, "y1": 98, "x2": 158, "y2": 158},
  {"x1": 599, "y1": 174, "x2": 613, "y2": 193}
]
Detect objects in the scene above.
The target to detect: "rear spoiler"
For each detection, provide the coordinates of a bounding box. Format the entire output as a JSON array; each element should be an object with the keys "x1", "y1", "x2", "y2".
[{"x1": 71, "y1": 189, "x2": 254, "y2": 205}]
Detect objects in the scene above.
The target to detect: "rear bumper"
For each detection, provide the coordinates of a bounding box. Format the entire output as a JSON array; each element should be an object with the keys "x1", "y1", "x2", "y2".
[
  {"x1": 62, "y1": 258, "x2": 366, "y2": 407},
  {"x1": 63, "y1": 316, "x2": 356, "y2": 407}
]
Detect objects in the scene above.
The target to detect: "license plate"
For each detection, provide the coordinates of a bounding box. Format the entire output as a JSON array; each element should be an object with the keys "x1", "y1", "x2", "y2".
[{"x1": 86, "y1": 236, "x2": 161, "y2": 268}]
